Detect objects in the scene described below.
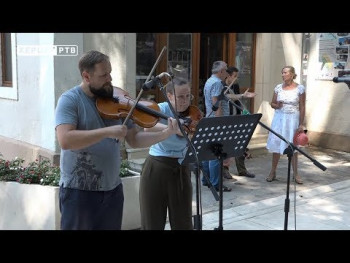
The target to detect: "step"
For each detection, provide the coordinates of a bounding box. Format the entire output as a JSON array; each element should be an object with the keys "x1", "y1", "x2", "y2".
[
  {"x1": 248, "y1": 134, "x2": 268, "y2": 157},
  {"x1": 250, "y1": 133, "x2": 268, "y2": 144},
  {"x1": 128, "y1": 158, "x2": 145, "y2": 173},
  {"x1": 126, "y1": 147, "x2": 149, "y2": 160},
  {"x1": 247, "y1": 142, "x2": 268, "y2": 157}
]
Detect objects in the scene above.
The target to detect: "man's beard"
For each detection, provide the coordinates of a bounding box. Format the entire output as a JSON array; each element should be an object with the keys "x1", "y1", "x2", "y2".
[{"x1": 89, "y1": 83, "x2": 113, "y2": 98}]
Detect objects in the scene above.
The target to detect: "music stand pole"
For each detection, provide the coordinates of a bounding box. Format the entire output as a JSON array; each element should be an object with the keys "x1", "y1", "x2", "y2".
[
  {"x1": 283, "y1": 146, "x2": 294, "y2": 230},
  {"x1": 188, "y1": 163, "x2": 201, "y2": 229},
  {"x1": 210, "y1": 144, "x2": 227, "y2": 230}
]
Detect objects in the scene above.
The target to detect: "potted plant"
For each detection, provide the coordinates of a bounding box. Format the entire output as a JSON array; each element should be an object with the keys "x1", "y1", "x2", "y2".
[
  {"x1": 0, "y1": 155, "x2": 141, "y2": 230},
  {"x1": 0, "y1": 156, "x2": 61, "y2": 230}
]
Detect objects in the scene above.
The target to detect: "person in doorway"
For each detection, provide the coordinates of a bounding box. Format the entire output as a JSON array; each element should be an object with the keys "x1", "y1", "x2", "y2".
[
  {"x1": 221, "y1": 66, "x2": 256, "y2": 179},
  {"x1": 139, "y1": 77, "x2": 202, "y2": 230},
  {"x1": 266, "y1": 66, "x2": 306, "y2": 184},
  {"x1": 55, "y1": 50, "x2": 180, "y2": 230},
  {"x1": 235, "y1": 48, "x2": 244, "y2": 72}
]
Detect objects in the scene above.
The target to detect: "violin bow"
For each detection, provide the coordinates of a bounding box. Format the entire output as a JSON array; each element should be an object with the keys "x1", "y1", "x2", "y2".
[
  {"x1": 122, "y1": 46, "x2": 167, "y2": 125},
  {"x1": 223, "y1": 78, "x2": 250, "y2": 113},
  {"x1": 223, "y1": 76, "x2": 236, "y2": 95}
]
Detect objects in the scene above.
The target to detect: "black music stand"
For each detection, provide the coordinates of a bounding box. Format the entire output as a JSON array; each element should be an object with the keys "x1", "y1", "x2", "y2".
[{"x1": 183, "y1": 113, "x2": 262, "y2": 230}]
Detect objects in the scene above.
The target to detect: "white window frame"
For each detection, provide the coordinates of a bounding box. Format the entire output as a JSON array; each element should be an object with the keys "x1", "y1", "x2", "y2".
[{"x1": 0, "y1": 33, "x2": 18, "y2": 100}]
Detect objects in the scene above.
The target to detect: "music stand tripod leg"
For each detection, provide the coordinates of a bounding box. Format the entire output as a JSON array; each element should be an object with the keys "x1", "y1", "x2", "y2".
[
  {"x1": 211, "y1": 145, "x2": 226, "y2": 231},
  {"x1": 189, "y1": 163, "x2": 202, "y2": 230},
  {"x1": 199, "y1": 163, "x2": 220, "y2": 201},
  {"x1": 189, "y1": 162, "x2": 220, "y2": 230}
]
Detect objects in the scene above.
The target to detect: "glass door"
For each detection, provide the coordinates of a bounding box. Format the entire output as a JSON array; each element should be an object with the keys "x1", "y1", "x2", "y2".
[
  {"x1": 167, "y1": 33, "x2": 192, "y2": 81},
  {"x1": 235, "y1": 33, "x2": 255, "y2": 112},
  {"x1": 198, "y1": 33, "x2": 225, "y2": 114},
  {"x1": 136, "y1": 33, "x2": 157, "y2": 101}
]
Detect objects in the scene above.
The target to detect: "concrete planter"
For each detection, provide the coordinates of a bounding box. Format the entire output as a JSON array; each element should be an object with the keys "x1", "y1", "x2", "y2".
[
  {"x1": 121, "y1": 173, "x2": 141, "y2": 230},
  {"x1": 0, "y1": 181, "x2": 60, "y2": 230},
  {"x1": 0, "y1": 173, "x2": 141, "y2": 230}
]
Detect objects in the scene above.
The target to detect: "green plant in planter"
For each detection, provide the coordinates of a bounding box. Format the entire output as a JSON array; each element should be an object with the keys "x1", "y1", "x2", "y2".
[
  {"x1": 0, "y1": 157, "x2": 24, "y2": 182},
  {"x1": 0, "y1": 155, "x2": 60, "y2": 186},
  {"x1": 1, "y1": 154, "x2": 135, "y2": 186},
  {"x1": 17, "y1": 159, "x2": 60, "y2": 186},
  {"x1": 119, "y1": 159, "x2": 135, "y2": 177},
  {"x1": 40, "y1": 165, "x2": 60, "y2": 186}
]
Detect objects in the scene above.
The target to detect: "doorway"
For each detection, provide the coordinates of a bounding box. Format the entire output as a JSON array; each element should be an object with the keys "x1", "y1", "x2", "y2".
[
  {"x1": 197, "y1": 33, "x2": 255, "y2": 115},
  {"x1": 198, "y1": 33, "x2": 228, "y2": 114}
]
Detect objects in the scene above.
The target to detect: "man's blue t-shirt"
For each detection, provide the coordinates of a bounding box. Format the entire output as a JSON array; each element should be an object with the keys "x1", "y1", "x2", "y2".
[{"x1": 55, "y1": 86, "x2": 131, "y2": 191}]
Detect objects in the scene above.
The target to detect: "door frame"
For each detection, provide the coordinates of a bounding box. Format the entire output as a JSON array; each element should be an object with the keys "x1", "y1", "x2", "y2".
[{"x1": 152, "y1": 33, "x2": 255, "y2": 113}]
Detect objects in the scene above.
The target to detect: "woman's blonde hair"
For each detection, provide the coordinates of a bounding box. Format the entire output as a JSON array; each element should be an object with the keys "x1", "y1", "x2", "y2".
[{"x1": 282, "y1": 66, "x2": 297, "y2": 79}]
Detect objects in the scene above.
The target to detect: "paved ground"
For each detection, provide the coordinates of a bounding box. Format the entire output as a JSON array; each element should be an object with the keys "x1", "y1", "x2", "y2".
[{"x1": 166, "y1": 145, "x2": 350, "y2": 230}]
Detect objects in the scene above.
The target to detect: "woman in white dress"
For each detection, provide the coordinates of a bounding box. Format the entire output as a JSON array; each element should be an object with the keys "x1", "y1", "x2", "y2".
[{"x1": 266, "y1": 66, "x2": 306, "y2": 184}]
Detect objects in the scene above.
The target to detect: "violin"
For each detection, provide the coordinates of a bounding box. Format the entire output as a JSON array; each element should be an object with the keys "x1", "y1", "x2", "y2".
[
  {"x1": 177, "y1": 105, "x2": 203, "y2": 134},
  {"x1": 96, "y1": 88, "x2": 203, "y2": 133}
]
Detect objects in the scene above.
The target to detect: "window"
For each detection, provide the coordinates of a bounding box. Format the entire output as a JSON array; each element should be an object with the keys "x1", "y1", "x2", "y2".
[
  {"x1": 235, "y1": 33, "x2": 254, "y2": 88},
  {"x1": 1, "y1": 33, "x2": 12, "y2": 86},
  {"x1": 167, "y1": 33, "x2": 192, "y2": 81},
  {"x1": 235, "y1": 33, "x2": 255, "y2": 112},
  {"x1": 0, "y1": 33, "x2": 17, "y2": 100},
  {"x1": 136, "y1": 33, "x2": 156, "y2": 100}
]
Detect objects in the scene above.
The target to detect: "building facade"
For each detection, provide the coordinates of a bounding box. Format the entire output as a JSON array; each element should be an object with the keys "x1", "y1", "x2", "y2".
[{"x1": 0, "y1": 33, "x2": 349, "y2": 164}]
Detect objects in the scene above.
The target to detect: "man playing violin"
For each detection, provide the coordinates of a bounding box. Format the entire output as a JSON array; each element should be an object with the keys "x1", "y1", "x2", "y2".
[
  {"x1": 139, "y1": 77, "x2": 202, "y2": 230},
  {"x1": 202, "y1": 62, "x2": 256, "y2": 192},
  {"x1": 221, "y1": 66, "x2": 256, "y2": 179},
  {"x1": 55, "y1": 50, "x2": 180, "y2": 230}
]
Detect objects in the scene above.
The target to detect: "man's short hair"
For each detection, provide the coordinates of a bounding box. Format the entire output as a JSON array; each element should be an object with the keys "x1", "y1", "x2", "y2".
[{"x1": 226, "y1": 66, "x2": 239, "y2": 75}]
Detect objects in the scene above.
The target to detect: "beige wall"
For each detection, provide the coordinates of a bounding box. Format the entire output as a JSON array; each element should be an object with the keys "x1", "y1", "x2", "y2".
[
  {"x1": 303, "y1": 33, "x2": 350, "y2": 152},
  {"x1": 83, "y1": 33, "x2": 136, "y2": 96},
  {"x1": 1, "y1": 33, "x2": 136, "y2": 163},
  {"x1": 0, "y1": 33, "x2": 59, "y2": 164},
  {"x1": 254, "y1": 33, "x2": 350, "y2": 152},
  {"x1": 254, "y1": 33, "x2": 303, "y2": 134},
  {"x1": 0, "y1": 135, "x2": 59, "y2": 166}
]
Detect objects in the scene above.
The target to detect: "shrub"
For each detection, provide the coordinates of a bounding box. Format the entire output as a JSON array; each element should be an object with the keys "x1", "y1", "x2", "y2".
[
  {"x1": 0, "y1": 156, "x2": 60, "y2": 186},
  {"x1": 17, "y1": 159, "x2": 61, "y2": 186},
  {"x1": 119, "y1": 159, "x2": 134, "y2": 177},
  {"x1": 0, "y1": 155, "x2": 134, "y2": 186},
  {"x1": 0, "y1": 157, "x2": 24, "y2": 182}
]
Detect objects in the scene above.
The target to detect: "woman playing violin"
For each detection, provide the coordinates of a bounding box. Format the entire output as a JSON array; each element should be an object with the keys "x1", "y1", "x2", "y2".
[
  {"x1": 55, "y1": 50, "x2": 180, "y2": 230},
  {"x1": 140, "y1": 77, "x2": 202, "y2": 230}
]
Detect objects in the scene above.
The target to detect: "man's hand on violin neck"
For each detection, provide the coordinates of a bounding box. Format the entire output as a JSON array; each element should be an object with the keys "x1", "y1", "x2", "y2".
[{"x1": 165, "y1": 117, "x2": 181, "y2": 136}]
